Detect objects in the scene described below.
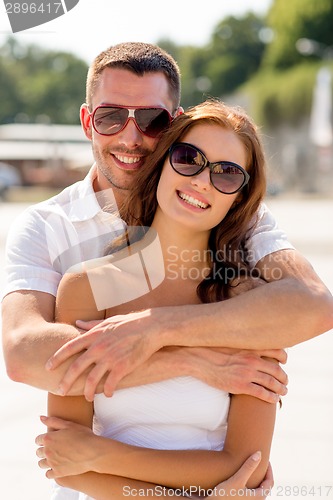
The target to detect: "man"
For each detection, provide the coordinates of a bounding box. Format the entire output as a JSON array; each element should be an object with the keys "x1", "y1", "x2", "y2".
[{"x1": 2, "y1": 42, "x2": 332, "y2": 402}]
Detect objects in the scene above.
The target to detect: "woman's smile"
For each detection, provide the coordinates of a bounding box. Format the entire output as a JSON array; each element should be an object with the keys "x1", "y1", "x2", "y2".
[{"x1": 177, "y1": 190, "x2": 210, "y2": 210}]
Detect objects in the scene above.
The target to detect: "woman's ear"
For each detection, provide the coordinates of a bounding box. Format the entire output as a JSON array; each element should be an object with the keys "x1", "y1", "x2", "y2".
[
  {"x1": 80, "y1": 103, "x2": 93, "y2": 140},
  {"x1": 231, "y1": 194, "x2": 242, "y2": 209}
]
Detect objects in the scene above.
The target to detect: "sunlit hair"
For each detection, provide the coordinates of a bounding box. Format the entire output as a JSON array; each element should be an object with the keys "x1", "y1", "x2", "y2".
[
  {"x1": 85, "y1": 42, "x2": 181, "y2": 113},
  {"x1": 119, "y1": 99, "x2": 267, "y2": 302}
]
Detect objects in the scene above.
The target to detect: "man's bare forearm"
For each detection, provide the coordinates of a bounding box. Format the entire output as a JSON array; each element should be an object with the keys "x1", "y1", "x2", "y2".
[
  {"x1": 2, "y1": 290, "x2": 79, "y2": 391},
  {"x1": 3, "y1": 318, "x2": 80, "y2": 391},
  {"x1": 6, "y1": 315, "x2": 179, "y2": 396},
  {"x1": 3, "y1": 292, "x2": 282, "y2": 398},
  {"x1": 157, "y1": 276, "x2": 333, "y2": 351},
  {"x1": 4, "y1": 318, "x2": 182, "y2": 394}
]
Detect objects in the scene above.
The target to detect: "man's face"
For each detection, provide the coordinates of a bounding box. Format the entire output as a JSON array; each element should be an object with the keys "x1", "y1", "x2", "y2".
[{"x1": 81, "y1": 67, "x2": 175, "y2": 196}]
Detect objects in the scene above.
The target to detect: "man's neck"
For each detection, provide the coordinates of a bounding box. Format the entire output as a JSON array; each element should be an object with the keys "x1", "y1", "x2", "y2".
[{"x1": 92, "y1": 172, "x2": 127, "y2": 213}]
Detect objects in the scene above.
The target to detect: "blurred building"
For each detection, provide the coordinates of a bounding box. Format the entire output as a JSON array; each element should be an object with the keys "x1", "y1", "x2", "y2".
[{"x1": 0, "y1": 123, "x2": 93, "y2": 188}]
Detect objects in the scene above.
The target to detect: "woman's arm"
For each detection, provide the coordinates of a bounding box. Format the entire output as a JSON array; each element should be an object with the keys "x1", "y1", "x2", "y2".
[
  {"x1": 81, "y1": 395, "x2": 275, "y2": 490},
  {"x1": 37, "y1": 416, "x2": 273, "y2": 500},
  {"x1": 43, "y1": 372, "x2": 276, "y2": 491},
  {"x1": 57, "y1": 454, "x2": 273, "y2": 500},
  {"x1": 44, "y1": 272, "x2": 180, "y2": 499},
  {"x1": 222, "y1": 392, "x2": 276, "y2": 488},
  {"x1": 53, "y1": 453, "x2": 273, "y2": 500}
]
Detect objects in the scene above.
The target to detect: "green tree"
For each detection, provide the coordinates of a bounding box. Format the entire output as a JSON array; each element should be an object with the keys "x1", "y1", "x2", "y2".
[
  {"x1": 158, "y1": 39, "x2": 208, "y2": 109},
  {"x1": 0, "y1": 58, "x2": 24, "y2": 123},
  {"x1": 159, "y1": 13, "x2": 267, "y2": 109},
  {"x1": 242, "y1": 62, "x2": 323, "y2": 128},
  {"x1": 206, "y1": 13, "x2": 266, "y2": 97},
  {"x1": 0, "y1": 37, "x2": 88, "y2": 124},
  {"x1": 263, "y1": 0, "x2": 333, "y2": 69}
]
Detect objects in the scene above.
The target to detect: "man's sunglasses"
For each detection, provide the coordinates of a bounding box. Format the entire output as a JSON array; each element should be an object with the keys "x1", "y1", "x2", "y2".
[
  {"x1": 89, "y1": 105, "x2": 173, "y2": 138},
  {"x1": 169, "y1": 142, "x2": 250, "y2": 195}
]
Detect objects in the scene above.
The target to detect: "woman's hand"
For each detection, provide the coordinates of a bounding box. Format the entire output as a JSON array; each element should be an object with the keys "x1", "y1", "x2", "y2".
[
  {"x1": 206, "y1": 452, "x2": 273, "y2": 498},
  {"x1": 35, "y1": 415, "x2": 101, "y2": 478}
]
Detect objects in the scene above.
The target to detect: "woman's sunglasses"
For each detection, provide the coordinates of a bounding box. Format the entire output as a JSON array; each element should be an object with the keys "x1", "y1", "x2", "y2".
[
  {"x1": 89, "y1": 105, "x2": 173, "y2": 138},
  {"x1": 169, "y1": 142, "x2": 250, "y2": 194}
]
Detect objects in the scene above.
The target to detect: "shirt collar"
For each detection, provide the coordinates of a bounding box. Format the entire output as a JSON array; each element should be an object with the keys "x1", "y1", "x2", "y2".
[{"x1": 67, "y1": 164, "x2": 105, "y2": 222}]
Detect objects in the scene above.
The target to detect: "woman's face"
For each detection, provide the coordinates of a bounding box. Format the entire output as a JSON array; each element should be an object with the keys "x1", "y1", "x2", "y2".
[{"x1": 156, "y1": 123, "x2": 248, "y2": 234}]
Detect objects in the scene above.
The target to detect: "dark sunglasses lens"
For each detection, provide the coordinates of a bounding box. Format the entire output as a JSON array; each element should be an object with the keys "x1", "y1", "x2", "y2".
[
  {"x1": 171, "y1": 145, "x2": 204, "y2": 175},
  {"x1": 93, "y1": 107, "x2": 128, "y2": 135},
  {"x1": 211, "y1": 164, "x2": 246, "y2": 193},
  {"x1": 136, "y1": 109, "x2": 171, "y2": 137}
]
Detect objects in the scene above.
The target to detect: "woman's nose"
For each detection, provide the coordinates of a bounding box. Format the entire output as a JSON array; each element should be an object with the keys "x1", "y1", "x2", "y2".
[{"x1": 190, "y1": 166, "x2": 212, "y2": 191}]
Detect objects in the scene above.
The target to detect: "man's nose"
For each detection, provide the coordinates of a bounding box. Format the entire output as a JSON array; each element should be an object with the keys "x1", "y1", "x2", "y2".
[{"x1": 117, "y1": 118, "x2": 144, "y2": 148}]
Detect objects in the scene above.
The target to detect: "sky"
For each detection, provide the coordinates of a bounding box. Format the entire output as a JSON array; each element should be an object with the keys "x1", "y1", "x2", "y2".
[{"x1": 0, "y1": 0, "x2": 273, "y2": 63}]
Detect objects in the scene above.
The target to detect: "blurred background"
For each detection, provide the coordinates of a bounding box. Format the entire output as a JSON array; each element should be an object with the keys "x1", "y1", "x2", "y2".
[
  {"x1": 0, "y1": 0, "x2": 333, "y2": 198},
  {"x1": 0, "y1": 0, "x2": 333, "y2": 498}
]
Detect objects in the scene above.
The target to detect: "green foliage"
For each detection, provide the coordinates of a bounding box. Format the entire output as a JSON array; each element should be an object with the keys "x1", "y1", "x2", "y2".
[
  {"x1": 159, "y1": 13, "x2": 267, "y2": 109},
  {"x1": 0, "y1": 37, "x2": 88, "y2": 124},
  {"x1": 158, "y1": 14, "x2": 266, "y2": 110},
  {"x1": 242, "y1": 63, "x2": 324, "y2": 128},
  {"x1": 197, "y1": 13, "x2": 266, "y2": 100},
  {"x1": 263, "y1": 0, "x2": 333, "y2": 69},
  {"x1": 158, "y1": 39, "x2": 216, "y2": 110},
  {"x1": 0, "y1": 57, "x2": 24, "y2": 123}
]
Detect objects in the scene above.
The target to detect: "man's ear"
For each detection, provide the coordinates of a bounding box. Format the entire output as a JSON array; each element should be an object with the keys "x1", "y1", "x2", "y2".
[
  {"x1": 80, "y1": 103, "x2": 93, "y2": 140},
  {"x1": 174, "y1": 106, "x2": 184, "y2": 117}
]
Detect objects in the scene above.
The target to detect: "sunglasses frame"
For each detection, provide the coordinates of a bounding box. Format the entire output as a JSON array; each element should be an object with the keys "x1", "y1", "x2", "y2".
[
  {"x1": 169, "y1": 142, "x2": 250, "y2": 194},
  {"x1": 89, "y1": 104, "x2": 173, "y2": 138}
]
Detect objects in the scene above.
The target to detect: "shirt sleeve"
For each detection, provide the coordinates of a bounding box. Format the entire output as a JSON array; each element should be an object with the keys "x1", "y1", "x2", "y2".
[
  {"x1": 2, "y1": 206, "x2": 62, "y2": 299},
  {"x1": 245, "y1": 202, "x2": 294, "y2": 268}
]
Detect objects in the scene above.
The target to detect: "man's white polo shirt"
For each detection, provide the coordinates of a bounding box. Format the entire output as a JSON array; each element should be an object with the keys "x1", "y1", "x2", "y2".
[{"x1": 3, "y1": 165, "x2": 125, "y2": 298}]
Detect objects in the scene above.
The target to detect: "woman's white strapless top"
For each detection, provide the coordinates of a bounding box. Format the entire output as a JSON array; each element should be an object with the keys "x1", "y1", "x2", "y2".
[
  {"x1": 93, "y1": 376, "x2": 230, "y2": 451},
  {"x1": 53, "y1": 376, "x2": 230, "y2": 499}
]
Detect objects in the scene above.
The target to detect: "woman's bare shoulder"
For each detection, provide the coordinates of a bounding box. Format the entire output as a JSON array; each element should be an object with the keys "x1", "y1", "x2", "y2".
[{"x1": 56, "y1": 267, "x2": 104, "y2": 322}]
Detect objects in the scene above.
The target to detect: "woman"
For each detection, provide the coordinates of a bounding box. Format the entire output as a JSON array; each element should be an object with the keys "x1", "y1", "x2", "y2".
[{"x1": 36, "y1": 99, "x2": 278, "y2": 499}]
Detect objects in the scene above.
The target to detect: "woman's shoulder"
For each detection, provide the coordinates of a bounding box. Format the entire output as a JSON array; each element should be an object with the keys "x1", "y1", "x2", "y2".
[
  {"x1": 57, "y1": 251, "x2": 134, "y2": 308},
  {"x1": 66, "y1": 254, "x2": 114, "y2": 275},
  {"x1": 56, "y1": 263, "x2": 106, "y2": 321}
]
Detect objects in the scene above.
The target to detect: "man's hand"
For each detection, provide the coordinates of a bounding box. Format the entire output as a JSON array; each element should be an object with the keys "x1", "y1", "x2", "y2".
[
  {"x1": 46, "y1": 311, "x2": 161, "y2": 401},
  {"x1": 183, "y1": 346, "x2": 288, "y2": 404},
  {"x1": 46, "y1": 309, "x2": 288, "y2": 404},
  {"x1": 207, "y1": 452, "x2": 273, "y2": 498}
]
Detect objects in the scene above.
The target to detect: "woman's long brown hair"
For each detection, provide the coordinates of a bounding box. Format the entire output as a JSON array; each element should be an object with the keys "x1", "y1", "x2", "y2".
[{"x1": 117, "y1": 99, "x2": 267, "y2": 302}]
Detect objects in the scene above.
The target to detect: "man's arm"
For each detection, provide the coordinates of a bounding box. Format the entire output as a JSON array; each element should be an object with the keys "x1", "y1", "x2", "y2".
[
  {"x1": 2, "y1": 290, "x2": 185, "y2": 393},
  {"x1": 47, "y1": 248, "x2": 333, "y2": 396},
  {"x1": 1, "y1": 290, "x2": 79, "y2": 391},
  {"x1": 2, "y1": 290, "x2": 287, "y2": 401}
]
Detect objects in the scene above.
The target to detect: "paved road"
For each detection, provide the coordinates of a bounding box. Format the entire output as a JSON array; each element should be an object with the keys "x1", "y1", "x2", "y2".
[{"x1": 1, "y1": 198, "x2": 332, "y2": 499}]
